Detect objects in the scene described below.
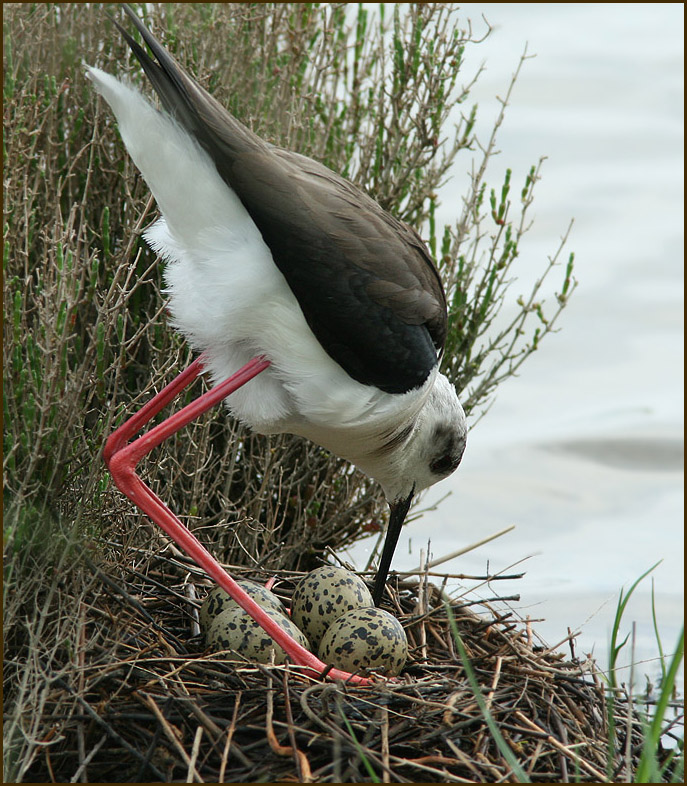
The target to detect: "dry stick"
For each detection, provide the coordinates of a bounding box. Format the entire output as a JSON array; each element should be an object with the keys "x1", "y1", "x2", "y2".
[
  {"x1": 561, "y1": 692, "x2": 589, "y2": 728},
  {"x1": 474, "y1": 655, "x2": 504, "y2": 757},
  {"x1": 300, "y1": 686, "x2": 397, "y2": 782},
  {"x1": 409, "y1": 570, "x2": 526, "y2": 581},
  {"x1": 381, "y1": 705, "x2": 391, "y2": 784},
  {"x1": 48, "y1": 675, "x2": 167, "y2": 782},
  {"x1": 333, "y1": 719, "x2": 343, "y2": 784},
  {"x1": 387, "y1": 753, "x2": 474, "y2": 783},
  {"x1": 544, "y1": 628, "x2": 587, "y2": 659},
  {"x1": 513, "y1": 710, "x2": 607, "y2": 781},
  {"x1": 187, "y1": 726, "x2": 204, "y2": 784},
  {"x1": 84, "y1": 555, "x2": 186, "y2": 651},
  {"x1": 172, "y1": 549, "x2": 523, "y2": 583},
  {"x1": 186, "y1": 583, "x2": 201, "y2": 638},
  {"x1": 524, "y1": 739, "x2": 545, "y2": 780},
  {"x1": 485, "y1": 656, "x2": 503, "y2": 713},
  {"x1": 550, "y1": 700, "x2": 570, "y2": 783},
  {"x1": 265, "y1": 672, "x2": 313, "y2": 782},
  {"x1": 76, "y1": 602, "x2": 88, "y2": 784},
  {"x1": 176, "y1": 696, "x2": 223, "y2": 739},
  {"x1": 218, "y1": 694, "x2": 241, "y2": 783},
  {"x1": 69, "y1": 734, "x2": 108, "y2": 784},
  {"x1": 139, "y1": 693, "x2": 204, "y2": 783},
  {"x1": 444, "y1": 737, "x2": 485, "y2": 781},
  {"x1": 335, "y1": 694, "x2": 389, "y2": 783},
  {"x1": 624, "y1": 622, "x2": 637, "y2": 783},
  {"x1": 44, "y1": 749, "x2": 56, "y2": 784},
  {"x1": 282, "y1": 669, "x2": 313, "y2": 783},
  {"x1": 442, "y1": 691, "x2": 462, "y2": 726},
  {"x1": 400, "y1": 525, "x2": 516, "y2": 576},
  {"x1": 418, "y1": 547, "x2": 429, "y2": 662}
]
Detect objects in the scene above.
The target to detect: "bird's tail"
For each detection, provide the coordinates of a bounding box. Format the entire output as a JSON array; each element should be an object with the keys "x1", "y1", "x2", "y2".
[{"x1": 112, "y1": 4, "x2": 262, "y2": 167}]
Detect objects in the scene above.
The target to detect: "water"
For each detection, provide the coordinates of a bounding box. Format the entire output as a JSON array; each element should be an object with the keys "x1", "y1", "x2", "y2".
[{"x1": 350, "y1": 4, "x2": 683, "y2": 684}]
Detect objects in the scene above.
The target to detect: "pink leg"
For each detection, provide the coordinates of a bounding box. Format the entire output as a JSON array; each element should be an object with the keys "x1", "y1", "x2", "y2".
[{"x1": 105, "y1": 354, "x2": 371, "y2": 685}]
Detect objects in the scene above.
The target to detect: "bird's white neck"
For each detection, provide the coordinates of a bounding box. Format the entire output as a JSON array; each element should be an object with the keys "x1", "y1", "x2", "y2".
[{"x1": 283, "y1": 370, "x2": 466, "y2": 505}]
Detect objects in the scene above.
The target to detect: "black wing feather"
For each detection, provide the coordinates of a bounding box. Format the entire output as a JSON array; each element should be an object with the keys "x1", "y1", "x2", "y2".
[{"x1": 116, "y1": 4, "x2": 447, "y2": 394}]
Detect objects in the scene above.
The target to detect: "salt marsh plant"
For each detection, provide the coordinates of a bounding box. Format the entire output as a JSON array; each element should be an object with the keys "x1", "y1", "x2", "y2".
[{"x1": 4, "y1": 1, "x2": 574, "y2": 569}]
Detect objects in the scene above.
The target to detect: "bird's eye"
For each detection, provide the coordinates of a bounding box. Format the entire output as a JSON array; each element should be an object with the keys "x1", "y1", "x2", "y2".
[
  {"x1": 430, "y1": 452, "x2": 461, "y2": 476},
  {"x1": 429, "y1": 428, "x2": 466, "y2": 477}
]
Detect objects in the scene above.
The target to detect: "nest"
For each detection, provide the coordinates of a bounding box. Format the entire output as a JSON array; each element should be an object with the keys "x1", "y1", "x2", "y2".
[{"x1": 12, "y1": 542, "x2": 661, "y2": 784}]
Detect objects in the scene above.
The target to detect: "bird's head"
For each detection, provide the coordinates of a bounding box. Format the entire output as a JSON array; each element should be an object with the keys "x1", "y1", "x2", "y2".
[
  {"x1": 369, "y1": 373, "x2": 467, "y2": 603},
  {"x1": 379, "y1": 372, "x2": 467, "y2": 506}
]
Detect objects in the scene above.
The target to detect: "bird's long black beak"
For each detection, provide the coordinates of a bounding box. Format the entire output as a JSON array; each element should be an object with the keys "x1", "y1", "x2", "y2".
[{"x1": 371, "y1": 489, "x2": 415, "y2": 605}]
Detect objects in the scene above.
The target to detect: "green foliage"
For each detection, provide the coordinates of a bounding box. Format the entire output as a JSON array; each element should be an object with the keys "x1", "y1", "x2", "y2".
[
  {"x1": 437, "y1": 45, "x2": 578, "y2": 417},
  {"x1": 607, "y1": 562, "x2": 663, "y2": 693},
  {"x1": 601, "y1": 564, "x2": 684, "y2": 783},
  {"x1": 634, "y1": 626, "x2": 684, "y2": 782}
]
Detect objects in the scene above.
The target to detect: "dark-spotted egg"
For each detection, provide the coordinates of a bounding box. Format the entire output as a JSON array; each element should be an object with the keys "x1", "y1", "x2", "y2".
[
  {"x1": 290, "y1": 566, "x2": 373, "y2": 648},
  {"x1": 318, "y1": 607, "x2": 407, "y2": 676},
  {"x1": 205, "y1": 605, "x2": 310, "y2": 665},
  {"x1": 199, "y1": 580, "x2": 286, "y2": 631}
]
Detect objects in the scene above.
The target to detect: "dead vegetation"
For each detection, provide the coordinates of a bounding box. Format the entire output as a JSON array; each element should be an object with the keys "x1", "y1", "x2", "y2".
[{"x1": 5, "y1": 554, "x2": 639, "y2": 783}]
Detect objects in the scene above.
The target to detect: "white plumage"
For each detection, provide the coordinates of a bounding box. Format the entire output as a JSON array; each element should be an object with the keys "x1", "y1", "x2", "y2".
[{"x1": 87, "y1": 66, "x2": 465, "y2": 504}]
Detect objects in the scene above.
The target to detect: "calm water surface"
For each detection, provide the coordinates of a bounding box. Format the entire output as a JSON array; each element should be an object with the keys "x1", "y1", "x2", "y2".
[{"x1": 350, "y1": 4, "x2": 684, "y2": 682}]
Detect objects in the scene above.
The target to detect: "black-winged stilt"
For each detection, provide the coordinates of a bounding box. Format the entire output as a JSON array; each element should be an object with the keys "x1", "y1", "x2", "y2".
[{"x1": 90, "y1": 5, "x2": 467, "y2": 683}]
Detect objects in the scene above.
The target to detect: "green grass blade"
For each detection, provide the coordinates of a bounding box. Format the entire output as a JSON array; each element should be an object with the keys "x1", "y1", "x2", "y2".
[
  {"x1": 651, "y1": 577, "x2": 668, "y2": 683},
  {"x1": 445, "y1": 603, "x2": 530, "y2": 783},
  {"x1": 608, "y1": 561, "x2": 662, "y2": 689},
  {"x1": 338, "y1": 705, "x2": 381, "y2": 783},
  {"x1": 634, "y1": 627, "x2": 684, "y2": 783}
]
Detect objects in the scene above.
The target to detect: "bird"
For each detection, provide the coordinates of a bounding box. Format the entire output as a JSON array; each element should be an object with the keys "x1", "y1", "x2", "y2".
[{"x1": 90, "y1": 5, "x2": 467, "y2": 683}]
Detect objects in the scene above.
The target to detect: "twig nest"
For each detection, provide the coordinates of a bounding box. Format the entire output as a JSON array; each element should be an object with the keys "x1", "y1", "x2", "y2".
[
  {"x1": 205, "y1": 605, "x2": 310, "y2": 665},
  {"x1": 318, "y1": 607, "x2": 408, "y2": 676},
  {"x1": 199, "y1": 580, "x2": 286, "y2": 630},
  {"x1": 290, "y1": 565, "x2": 374, "y2": 648}
]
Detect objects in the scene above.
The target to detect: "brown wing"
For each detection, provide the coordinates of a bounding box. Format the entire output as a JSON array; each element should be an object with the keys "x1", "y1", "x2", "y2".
[{"x1": 116, "y1": 5, "x2": 447, "y2": 393}]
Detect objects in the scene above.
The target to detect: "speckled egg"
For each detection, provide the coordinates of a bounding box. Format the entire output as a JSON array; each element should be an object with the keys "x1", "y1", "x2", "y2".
[
  {"x1": 205, "y1": 605, "x2": 310, "y2": 665},
  {"x1": 290, "y1": 566, "x2": 374, "y2": 648},
  {"x1": 318, "y1": 607, "x2": 408, "y2": 676},
  {"x1": 199, "y1": 580, "x2": 286, "y2": 631}
]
